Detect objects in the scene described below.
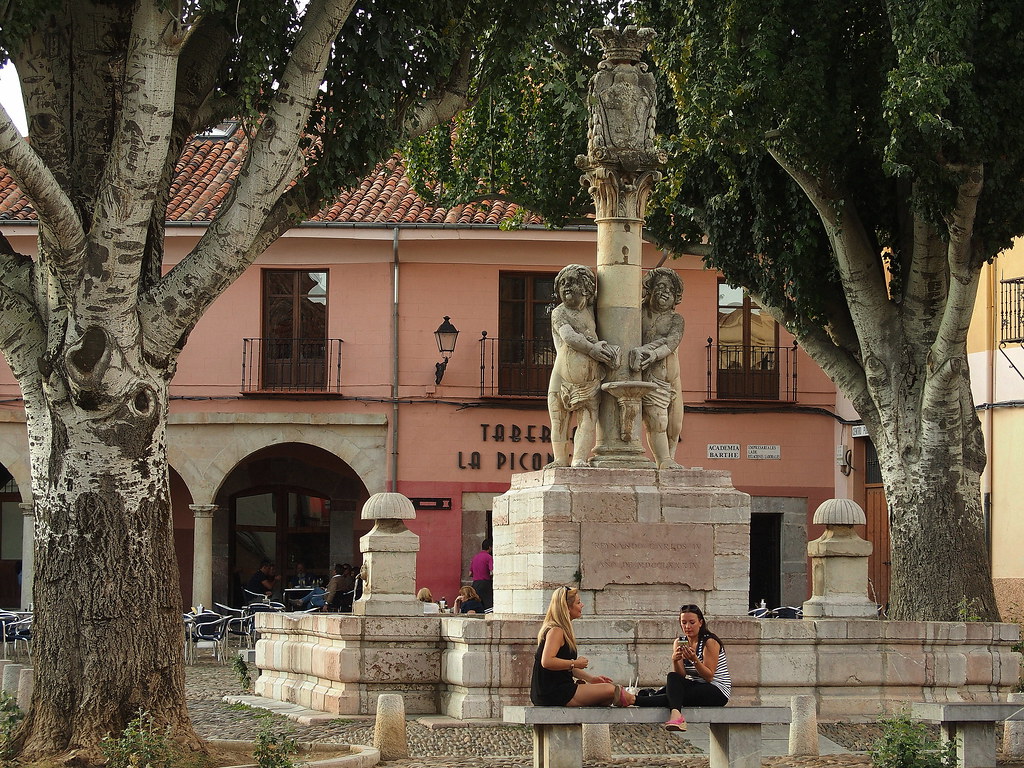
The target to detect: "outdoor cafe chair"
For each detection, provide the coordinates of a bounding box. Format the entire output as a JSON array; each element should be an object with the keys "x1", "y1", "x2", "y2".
[
  {"x1": 215, "y1": 603, "x2": 251, "y2": 650},
  {"x1": 243, "y1": 588, "x2": 270, "y2": 604},
  {"x1": 244, "y1": 602, "x2": 284, "y2": 645},
  {"x1": 3, "y1": 615, "x2": 31, "y2": 659},
  {"x1": 186, "y1": 611, "x2": 227, "y2": 664},
  {"x1": 0, "y1": 612, "x2": 19, "y2": 658}
]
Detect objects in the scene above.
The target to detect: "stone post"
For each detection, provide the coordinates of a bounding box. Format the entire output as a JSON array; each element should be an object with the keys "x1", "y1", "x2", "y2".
[
  {"x1": 1004, "y1": 692, "x2": 1024, "y2": 758},
  {"x1": 372, "y1": 693, "x2": 409, "y2": 760},
  {"x1": 353, "y1": 492, "x2": 421, "y2": 616},
  {"x1": 19, "y1": 502, "x2": 33, "y2": 610},
  {"x1": 802, "y1": 498, "x2": 878, "y2": 618},
  {"x1": 582, "y1": 723, "x2": 612, "y2": 761},
  {"x1": 16, "y1": 667, "x2": 32, "y2": 712},
  {"x1": 1, "y1": 663, "x2": 22, "y2": 695},
  {"x1": 191, "y1": 505, "x2": 217, "y2": 610},
  {"x1": 789, "y1": 694, "x2": 819, "y2": 755},
  {"x1": 577, "y1": 25, "x2": 666, "y2": 468}
]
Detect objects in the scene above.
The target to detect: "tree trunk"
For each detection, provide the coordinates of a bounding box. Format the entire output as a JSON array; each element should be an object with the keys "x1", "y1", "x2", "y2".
[
  {"x1": 14, "y1": 353, "x2": 200, "y2": 762},
  {"x1": 885, "y1": 459, "x2": 995, "y2": 622},
  {"x1": 874, "y1": 362, "x2": 998, "y2": 622}
]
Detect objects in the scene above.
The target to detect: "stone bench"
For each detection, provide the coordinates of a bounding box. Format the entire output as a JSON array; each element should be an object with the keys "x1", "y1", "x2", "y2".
[
  {"x1": 911, "y1": 702, "x2": 1024, "y2": 768},
  {"x1": 503, "y1": 704, "x2": 790, "y2": 768}
]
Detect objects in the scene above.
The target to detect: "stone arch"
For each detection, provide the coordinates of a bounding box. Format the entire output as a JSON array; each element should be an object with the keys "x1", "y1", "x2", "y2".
[
  {"x1": 167, "y1": 421, "x2": 386, "y2": 507},
  {"x1": 0, "y1": 427, "x2": 31, "y2": 502}
]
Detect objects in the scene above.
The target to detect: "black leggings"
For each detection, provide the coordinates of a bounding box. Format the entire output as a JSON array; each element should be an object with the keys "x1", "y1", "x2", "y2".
[{"x1": 635, "y1": 671, "x2": 728, "y2": 709}]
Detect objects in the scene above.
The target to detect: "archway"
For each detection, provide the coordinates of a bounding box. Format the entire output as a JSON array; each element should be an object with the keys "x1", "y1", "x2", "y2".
[
  {"x1": 214, "y1": 442, "x2": 370, "y2": 605},
  {"x1": 0, "y1": 465, "x2": 24, "y2": 608}
]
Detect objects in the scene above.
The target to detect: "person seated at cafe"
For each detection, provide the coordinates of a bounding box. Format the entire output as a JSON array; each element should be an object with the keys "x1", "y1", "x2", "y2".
[
  {"x1": 289, "y1": 562, "x2": 313, "y2": 588},
  {"x1": 301, "y1": 586, "x2": 326, "y2": 610},
  {"x1": 325, "y1": 563, "x2": 355, "y2": 611},
  {"x1": 454, "y1": 585, "x2": 485, "y2": 614},
  {"x1": 245, "y1": 560, "x2": 278, "y2": 603},
  {"x1": 417, "y1": 587, "x2": 439, "y2": 614}
]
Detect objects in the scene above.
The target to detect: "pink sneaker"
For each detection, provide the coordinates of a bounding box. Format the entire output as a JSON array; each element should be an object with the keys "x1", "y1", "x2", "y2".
[{"x1": 664, "y1": 715, "x2": 687, "y2": 732}]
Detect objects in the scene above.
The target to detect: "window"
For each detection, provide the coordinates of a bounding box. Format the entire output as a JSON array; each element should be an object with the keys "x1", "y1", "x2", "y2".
[
  {"x1": 231, "y1": 489, "x2": 332, "y2": 594},
  {"x1": 262, "y1": 270, "x2": 328, "y2": 389},
  {"x1": 1000, "y1": 275, "x2": 1024, "y2": 344},
  {"x1": 716, "y1": 282, "x2": 780, "y2": 399},
  {"x1": 495, "y1": 272, "x2": 556, "y2": 396}
]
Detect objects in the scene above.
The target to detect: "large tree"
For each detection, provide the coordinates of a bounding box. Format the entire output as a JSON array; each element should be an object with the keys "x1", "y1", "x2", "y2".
[
  {"x1": 0, "y1": 0, "x2": 544, "y2": 761},
  {"x1": 410, "y1": 0, "x2": 1024, "y2": 621}
]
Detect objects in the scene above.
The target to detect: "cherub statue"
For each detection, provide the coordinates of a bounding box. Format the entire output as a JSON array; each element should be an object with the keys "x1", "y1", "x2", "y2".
[
  {"x1": 630, "y1": 267, "x2": 684, "y2": 469},
  {"x1": 547, "y1": 264, "x2": 620, "y2": 467}
]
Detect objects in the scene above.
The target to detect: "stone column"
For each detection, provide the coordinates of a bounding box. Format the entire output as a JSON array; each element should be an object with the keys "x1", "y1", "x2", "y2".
[
  {"x1": 19, "y1": 502, "x2": 33, "y2": 610},
  {"x1": 191, "y1": 505, "x2": 217, "y2": 609},
  {"x1": 802, "y1": 498, "x2": 877, "y2": 618},
  {"x1": 354, "y1": 492, "x2": 421, "y2": 616},
  {"x1": 577, "y1": 26, "x2": 666, "y2": 468}
]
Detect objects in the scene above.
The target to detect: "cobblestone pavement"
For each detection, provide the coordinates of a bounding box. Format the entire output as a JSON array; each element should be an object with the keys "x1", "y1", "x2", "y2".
[{"x1": 185, "y1": 660, "x2": 1024, "y2": 767}]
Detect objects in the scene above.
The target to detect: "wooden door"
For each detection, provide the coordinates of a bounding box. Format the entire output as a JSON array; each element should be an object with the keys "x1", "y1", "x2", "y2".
[{"x1": 864, "y1": 484, "x2": 890, "y2": 611}]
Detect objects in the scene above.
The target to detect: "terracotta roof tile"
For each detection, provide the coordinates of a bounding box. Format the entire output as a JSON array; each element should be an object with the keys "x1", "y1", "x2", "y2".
[{"x1": 0, "y1": 124, "x2": 545, "y2": 227}]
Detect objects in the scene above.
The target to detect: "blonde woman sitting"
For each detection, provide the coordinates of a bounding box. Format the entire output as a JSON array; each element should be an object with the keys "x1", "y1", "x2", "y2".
[
  {"x1": 530, "y1": 586, "x2": 634, "y2": 707},
  {"x1": 417, "y1": 587, "x2": 439, "y2": 614}
]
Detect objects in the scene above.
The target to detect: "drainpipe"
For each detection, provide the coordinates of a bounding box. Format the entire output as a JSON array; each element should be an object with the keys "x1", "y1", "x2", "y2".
[
  {"x1": 390, "y1": 227, "x2": 400, "y2": 491},
  {"x1": 986, "y1": 264, "x2": 997, "y2": 562}
]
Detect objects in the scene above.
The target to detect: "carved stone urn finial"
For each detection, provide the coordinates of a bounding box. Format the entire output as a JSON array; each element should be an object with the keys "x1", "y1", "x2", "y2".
[
  {"x1": 591, "y1": 25, "x2": 656, "y2": 64},
  {"x1": 579, "y1": 25, "x2": 666, "y2": 175}
]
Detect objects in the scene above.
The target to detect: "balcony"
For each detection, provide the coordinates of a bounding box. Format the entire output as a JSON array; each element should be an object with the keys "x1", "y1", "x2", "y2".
[
  {"x1": 479, "y1": 333, "x2": 554, "y2": 398},
  {"x1": 478, "y1": 334, "x2": 800, "y2": 402},
  {"x1": 706, "y1": 339, "x2": 798, "y2": 402},
  {"x1": 1000, "y1": 276, "x2": 1024, "y2": 344},
  {"x1": 241, "y1": 338, "x2": 343, "y2": 394}
]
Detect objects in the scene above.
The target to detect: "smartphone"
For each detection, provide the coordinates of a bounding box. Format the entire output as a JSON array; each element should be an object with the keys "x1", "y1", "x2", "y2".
[{"x1": 678, "y1": 635, "x2": 688, "y2": 645}]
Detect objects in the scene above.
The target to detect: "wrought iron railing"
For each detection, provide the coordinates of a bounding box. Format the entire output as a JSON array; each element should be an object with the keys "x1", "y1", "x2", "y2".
[
  {"x1": 241, "y1": 338, "x2": 343, "y2": 393},
  {"x1": 705, "y1": 338, "x2": 798, "y2": 401},
  {"x1": 479, "y1": 333, "x2": 555, "y2": 398},
  {"x1": 1000, "y1": 276, "x2": 1024, "y2": 344}
]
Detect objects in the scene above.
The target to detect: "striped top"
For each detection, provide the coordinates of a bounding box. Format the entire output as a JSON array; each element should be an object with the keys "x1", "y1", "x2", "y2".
[{"x1": 683, "y1": 636, "x2": 732, "y2": 700}]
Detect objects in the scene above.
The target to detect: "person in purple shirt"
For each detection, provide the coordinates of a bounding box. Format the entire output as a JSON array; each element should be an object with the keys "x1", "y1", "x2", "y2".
[{"x1": 469, "y1": 538, "x2": 493, "y2": 610}]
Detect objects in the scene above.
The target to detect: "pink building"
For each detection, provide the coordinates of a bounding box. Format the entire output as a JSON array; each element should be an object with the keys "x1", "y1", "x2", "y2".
[{"x1": 0, "y1": 125, "x2": 841, "y2": 611}]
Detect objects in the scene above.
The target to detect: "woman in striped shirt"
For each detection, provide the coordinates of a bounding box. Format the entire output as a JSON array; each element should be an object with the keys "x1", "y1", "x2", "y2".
[{"x1": 635, "y1": 604, "x2": 731, "y2": 731}]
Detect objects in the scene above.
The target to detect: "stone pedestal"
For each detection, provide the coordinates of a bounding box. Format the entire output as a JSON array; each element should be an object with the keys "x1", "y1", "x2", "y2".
[
  {"x1": 353, "y1": 492, "x2": 421, "y2": 617},
  {"x1": 492, "y1": 466, "x2": 750, "y2": 617},
  {"x1": 802, "y1": 498, "x2": 877, "y2": 619}
]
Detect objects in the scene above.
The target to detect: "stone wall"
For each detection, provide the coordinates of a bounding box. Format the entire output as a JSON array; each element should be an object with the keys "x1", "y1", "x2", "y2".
[{"x1": 254, "y1": 613, "x2": 1022, "y2": 720}]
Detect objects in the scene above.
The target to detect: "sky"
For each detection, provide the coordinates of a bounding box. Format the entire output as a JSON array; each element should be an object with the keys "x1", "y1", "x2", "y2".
[{"x1": 0, "y1": 63, "x2": 28, "y2": 136}]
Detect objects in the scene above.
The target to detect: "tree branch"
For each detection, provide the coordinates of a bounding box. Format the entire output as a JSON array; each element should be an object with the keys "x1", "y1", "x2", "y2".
[
  {"x1": 403, "y1": 44, "x2": 474, "y2": 139},
  {"x1": 927, "y1": 164, "x2": 984, "y2": 387},
  {"x1": 767, "y1": 144, "x2": 894, "y2": 344},
  {"x1": 81, "y1": 1, "x2": 182, "y2": 327},
  {"x1": 138, "y1": 14, "x2": 235, "y2": 292},
  {"x1": 0, "y1": 249, "x2": 47, "y2": 380},
  {"x1": 0, "y1": 106, "x2": 86, "y2": 300},
  {"x1": 551, "y1": 36, "x2": 599, "y2": 71},
  {"x1": 141, "y1": 0, "x2": 356, "y2": 358},
  {"x1": 12, "y1": 17, "x2": 73, "y2": 190}
]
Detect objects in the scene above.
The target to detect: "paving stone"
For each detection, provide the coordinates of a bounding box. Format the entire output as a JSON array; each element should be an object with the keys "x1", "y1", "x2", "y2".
[{"x1": 185, "y1": 661, "x2": 1024, "y2": 768}]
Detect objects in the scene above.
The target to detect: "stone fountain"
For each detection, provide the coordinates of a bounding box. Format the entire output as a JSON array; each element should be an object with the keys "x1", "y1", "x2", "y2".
[{"x1": 252, "y1": 26, "x2": 1020, "y2": 722}]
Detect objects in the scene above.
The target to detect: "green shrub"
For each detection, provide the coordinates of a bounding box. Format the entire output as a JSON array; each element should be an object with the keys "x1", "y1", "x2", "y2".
[
  {"x1": 231, "y1": 655, "x2": 252, "y2": 693},
  {"x1": 871, "y1": 712, "x2": 957, "y2": 768},
  {"x1": 0, "y1": 691, "x2": 24, "y2": 758},
  {"x1": 100, "y1": 710, "x2": 182, "y2": 768},
  {"x1": 955, "y1": 597, "x2": 983, "y2": 623},
  {"x1": 253, "y1": 723, "x2": 299, "y2": 768}
]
